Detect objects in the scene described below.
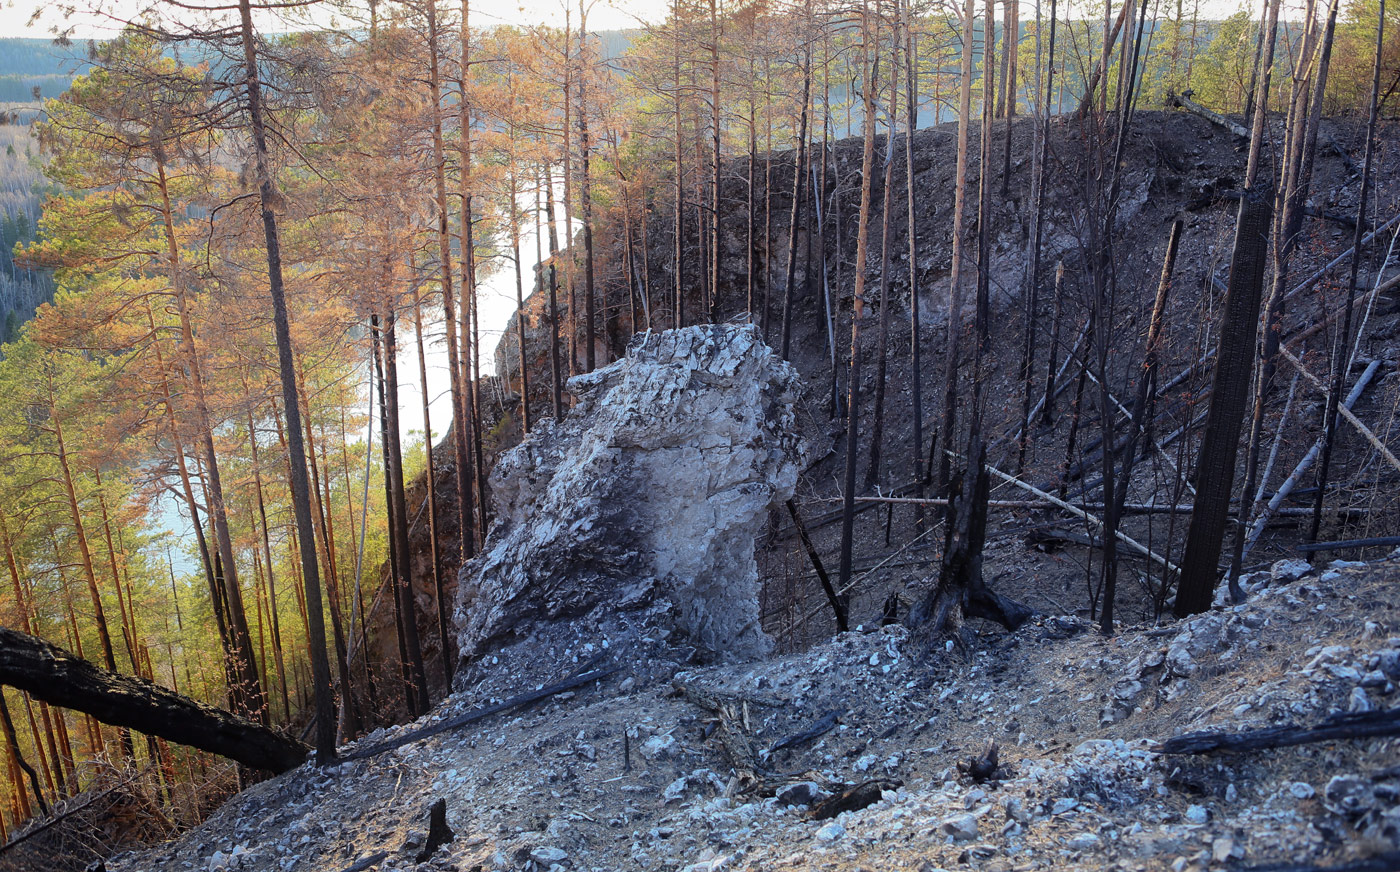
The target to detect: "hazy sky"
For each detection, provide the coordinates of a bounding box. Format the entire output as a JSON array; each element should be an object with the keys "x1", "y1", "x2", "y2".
[
  {"x1": 1, "y1": 0, "x2": 1269, "y2": 41},
  {"x1": 1, "y1": 0, "x2": 658, "y2": 40}
]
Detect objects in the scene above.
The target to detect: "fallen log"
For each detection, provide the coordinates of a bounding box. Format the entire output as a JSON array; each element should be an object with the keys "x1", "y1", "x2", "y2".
[
  {"x1": 983, "y1": 463, "x2": 1179, "y2": 574},
  {"x1": 1168, "y1": 90, "x2": 1250, "y2": 139},
  {"x1": 1297, "y1": 536, "x2": 1400, "y2": 553},
  {"x1": 1242, "y1": 360, "x2": 1381, "y2": 560},
  {"x1": 810, "y1": 779, "x2": 901, "y2": 820},
  {"x1": 0, "y1": 627, "x2": 307, "y2": 774},
  {"x1": 767, "y1": 708, "x2": 844, "y2": 755},
  {"x1": 1278, "y1": 347, "x2": 1400, "y2": 475},
  {"x1": 1156, "y1": 707, "x2": 1400, "y2": 755},
  {"x1": 1235, "y1": 853, "x2": 1400, "y2": 872}
]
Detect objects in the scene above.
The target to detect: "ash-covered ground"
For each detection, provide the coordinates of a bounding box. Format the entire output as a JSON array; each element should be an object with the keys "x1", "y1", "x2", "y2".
[{"x1": 114, "y1": 551, "x2": 1400, "y2": 872}]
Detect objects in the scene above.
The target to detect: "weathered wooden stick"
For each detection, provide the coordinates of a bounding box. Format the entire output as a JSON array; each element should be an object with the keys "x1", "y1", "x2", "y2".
[
  {"x1": 1283, "y1": 212, "x2": 1400, "y2": 305},
  {"x1": 1243, "y1": 361, "x2": 1381, "y2": 559},
  {"x1": 0, "y1": 627, "x2": 308, "y2": 773},
  {"x1": 1078, "y1": 365, "x2": 1195, "y2": 496},
  {"x1": 983, "y1": 463, "x2": 1179, "y2": 573},
  {"x1": 339, "y1": 852, "x2": 390, "y2": 872},
  {"x1": 1278, "y1": 347, "x2": 1400, "y2": 474}
]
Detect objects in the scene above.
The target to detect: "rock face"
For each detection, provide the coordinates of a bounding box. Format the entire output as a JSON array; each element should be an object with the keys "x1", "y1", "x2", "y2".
[{"x1": 453, "y1": 324, "x2": 810, "y2": 670}]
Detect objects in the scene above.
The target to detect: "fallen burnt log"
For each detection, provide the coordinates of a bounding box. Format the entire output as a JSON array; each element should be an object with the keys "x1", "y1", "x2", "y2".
[
  {"x1": 0, "y1": 627, "x2": 307, "y2": 774},
  {"x1": 1297, "y1": 536, "x2": 1400, "y2": 553},
  {"x1": 342, "y1": 664, "x2": 620, "y2": 761},
  {"x1": 1235, "y1": 852, "x2": 1400, "y2": 872},
  {"x1": 1156, "y1": 708, "x2": 1400, "y2": 756}
]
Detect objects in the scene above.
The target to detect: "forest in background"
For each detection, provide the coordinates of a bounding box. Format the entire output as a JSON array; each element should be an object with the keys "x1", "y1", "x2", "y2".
[{"x1": 0, "y1": 0, "x2": 1393, "y2": 857}]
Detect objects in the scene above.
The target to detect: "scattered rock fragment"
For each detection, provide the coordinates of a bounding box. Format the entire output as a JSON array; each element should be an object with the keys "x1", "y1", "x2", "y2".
[
  {"x1": 814, "y1": 822, "x2": 846, "y2": 842},
  {"x1": 937, "y1": 813, "x2": 979, "y2": 843},
  {"x1": 529, "y1": 846, "x2": 569, "y2": 865}
]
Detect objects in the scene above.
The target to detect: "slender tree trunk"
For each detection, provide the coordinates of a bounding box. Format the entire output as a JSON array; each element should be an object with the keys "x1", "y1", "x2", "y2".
[
  {"x1": 976, "y1": 0, "x2": 995, "y2": 342},
  {"x1": 370, "y1": 316, "x2": 409, "y2": 716},
  {"x1": 510, "y1": 166, "x2": 532, "y2": 432},
  {"x1": 291, "y1": 366, "x2": 357, "y2": 739},
  {"x1": 1236, "y1": 0, "x2": 1329, "y2": 580},
  {"x1": 1019, "y1": 0, "x2": 1057, "y2": 470},
  {"x1": 243, "y1": 397, "x2": 291, "y2": 722},
  {"x1": 543, "y1": 164, "x2": 565, "y2": 419},
  {"x1": 236, "y1": 0, "x2": 335, "y2": 762},
  {"x1": 866, "y1": 63, "x2": 900, "y2": 493},
  {"x1": 411, "y1": 272, "x2": 452, "y2": 684},
  {"x1": 674, "y1": 0, "x2": 687, "y2": 330},
  {"x1": 747, "y1": 56, "x2": 758, "y2": 319},
  {"x1": 780, "y1": 37, "x2": 814, "y2": 359},
  {"x1": 837, "y1": 3, "x2": 881, "y2": 595},
  {"x1": 460, "y1": 0, "x2": 487, "y2": 548},
  {"x1": 708, "y1": 0, "x2": 723, "y2": 322},
  {"x1": 0, "y1": 692, "x2": 45, "y2": 817},
  {"x1": 1309, "y1": 0, "x2": 1384, "y2": 546},
  {"x1": 577, "y1": 3, "x2": 598, "y2": 370},
  {"x1": 428, "y1": 0, "x2": 475, "y2": 571},
  {"x1": 380, "y1": 303, "x2": 429, "y2": 717},
  {"x1": 939, "y1": 0, "x2": 977, "y2": 495},
  {"x1": 904, "y1": 3, "x2": 926, "y2": 523}
]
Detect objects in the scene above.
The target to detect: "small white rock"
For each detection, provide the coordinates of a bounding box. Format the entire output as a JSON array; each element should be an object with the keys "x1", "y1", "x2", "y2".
[
  {"x1": 815, "y1": 822, "x2": 845, "y2": 842},
  {"x1": 530, "y1": 846, "x2": 569, "y2": 864},
  {"x1": 1350, "y1": 686, "x2": 1374, "y2": 713}
]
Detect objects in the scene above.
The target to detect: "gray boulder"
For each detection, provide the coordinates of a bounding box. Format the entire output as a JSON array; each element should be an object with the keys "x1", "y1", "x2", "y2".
[{"x1": 454, "y1": 324, "x2": 810, "y2": 672}]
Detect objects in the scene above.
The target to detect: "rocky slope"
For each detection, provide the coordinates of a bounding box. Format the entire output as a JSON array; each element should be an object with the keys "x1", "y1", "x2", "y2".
[{"x1": 111, "y1": 549, "x2": 1400, "y2": 872}]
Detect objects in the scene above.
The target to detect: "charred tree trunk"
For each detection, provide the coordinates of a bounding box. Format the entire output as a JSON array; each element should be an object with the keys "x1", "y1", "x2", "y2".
[
  {"x1": 381, "y1": 303, "x2": 430, "y2": 717},
  {"x1": 938, "y1": 0, "x2": 977, "y2": 496},
  {"x1": 866, "y1": 65, "x2": 900, "y2": 494},
  {"x1": 903, "y1": 2, "x2": 926, "y2": 522},
  {"x1": 543, "y1": 165, "x2": 565, "y2": 420},
  {"x1": 1309, "y1": 0, "x2": 1384, "y2": 546},
  {"x1": 836, "y1": 3, "x2": 881, "y2": 595},
  {"x1": 237, "y1": 0, "x2": 335, "y2": 763},
  {"x1": 780, "y1": 39, "x2": 813, "y2": 359},
  {"x1": 1176, "y1": 189, "x2": 1274, "y2": 617}
]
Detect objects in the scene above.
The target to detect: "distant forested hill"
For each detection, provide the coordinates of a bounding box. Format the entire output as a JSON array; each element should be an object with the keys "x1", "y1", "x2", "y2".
[
  {"x1": 0, "y1": 40, "x2": 81, "y2": 340},
  {"x1": 0, "y1": 38, "x2": 91, "y2": 102},
  {"x1": 0, "y1": 120, "x2": 51, "y2": 343}
]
